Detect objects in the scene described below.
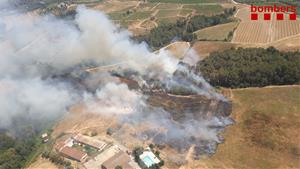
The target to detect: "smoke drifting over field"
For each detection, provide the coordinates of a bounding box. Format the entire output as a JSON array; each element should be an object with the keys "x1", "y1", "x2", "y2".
[
  {"x1": 0, "y1": 5, "x2": 176, "y2": 127},
  {"x1": 0, "y1": 3, "x2": 231, "y2": 156}
]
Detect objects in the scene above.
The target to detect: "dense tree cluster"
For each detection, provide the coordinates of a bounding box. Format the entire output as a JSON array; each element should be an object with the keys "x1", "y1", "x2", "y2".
[
  {"x1": 186, "y1": 7, "x2": 236, "y2": 32},
  {"x1": 0, "y1": 130, "x2": 38, "y2": 169},
  {"x1": 135, "y1": 8, "x2": 236, "y2": 49},
  {"x1": 42, "y1": 151, "x2": 73, "y2": 169},
  {"x1": 196, "y1": 47, "x2": 300, "y2": 88}
]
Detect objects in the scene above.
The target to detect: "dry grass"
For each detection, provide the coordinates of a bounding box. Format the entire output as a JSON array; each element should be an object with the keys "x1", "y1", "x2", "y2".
[
  {"x1": 190, "y1": 86, "x2": 300, "y2": 169},
  {"x1": 195, "y1": 22, "x2": 239, "y2": 41},
  {"x1": 27, "y1": 157, "x2": 59, "y2": 169},
  {"x1": 267, "y1": 34, "x2": 300, "y2": 52},
  {"x1": 163, "y1": 41, "x2": 190, "y2": 59},
  {"x1": 192, "y1": 41, "x2": 236, "y2": 58}
]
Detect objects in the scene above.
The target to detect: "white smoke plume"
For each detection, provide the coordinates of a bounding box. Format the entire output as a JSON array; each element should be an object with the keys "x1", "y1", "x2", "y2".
[
  {"x1": 0, "y1": 2, "x2": 231, "y2": 156},
  {"x1": 0, "y1": 78, "x2": 76, "y2": 130},
  {"x1": 0, "y1": 3, "x2": 179, "y2": 132},
  {"x1": 0, "y1": 6, "x2": 178, "y2": 78},
  {"x1": 84, "y1": 82, "x2": 145, "y2": 115}
]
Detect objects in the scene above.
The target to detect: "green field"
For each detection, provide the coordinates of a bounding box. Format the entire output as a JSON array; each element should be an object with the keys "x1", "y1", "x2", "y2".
[
  {"x1": 156, "y1": 9, "x2": 180, "y2": 18},
  {"x1": 127, "y1": 11, "x2": 152, "y2": 20},
  {"x1": 108, "y1": 11, "x2": 152, "y2": 20},
  {"x1": 195, "y1": 21, "x2": 238, "y2": 41},
  {"x1": 138, "y1": 3, "x2": 159, "y2": 10},
  {"x1": 183, "y1": 4, "x2": 224, "y2": 15},
  {"x1": 155, "y1": 3, "x2": 181, "y2": 9},
  {"x1": 108, "y1": 12, "x2": 127, "y2": 20},
  {"x1": 201, "y1": 86, "x2": 300, "y2": 169},
  {"x1": 119, "y1": 20, "x2": 137, "y2": 28},
  {"x1": 157, "y1": 16, "x2": 182, "y2": 24},
  {"x1": 179, "y1": 9, "x2": 193, "y2": 16}
]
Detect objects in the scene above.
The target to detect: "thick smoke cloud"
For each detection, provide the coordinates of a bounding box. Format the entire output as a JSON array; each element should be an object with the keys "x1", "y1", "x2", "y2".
[
  {"x1": 1, "y1": 6, "x2": 178, "y2": 78},
  {"x1": 0, "y1": 4, "x2": 178, "y2": 133},
  {"x1": 0, "y1": 78, "x2": 76, "y2": 129},
  {"x1": 84, "y1": 82, "x2": 145, "y2": 115},
  {"x1": 0, "y1": 2, "x2": 231, "y2": 156}
]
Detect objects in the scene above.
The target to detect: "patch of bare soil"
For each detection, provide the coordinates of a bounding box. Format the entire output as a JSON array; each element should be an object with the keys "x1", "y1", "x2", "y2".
[{"x1": 27, "y1": 157, "x2": 59, "y2": 169}]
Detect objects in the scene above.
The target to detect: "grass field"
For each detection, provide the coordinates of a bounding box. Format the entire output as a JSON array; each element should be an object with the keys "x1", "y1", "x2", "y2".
[
  {"x1": 198, "y1": 86, "x2": 300, "y2": 169},
  {"x1": 138, "y1": 3, "x2": 158, "y2": 10},
  {"x1": 155, "y1": 3, "x2": 181, "y2": 9},
  {"x1": 127, "y1": 11, "x2": 152, "y2": 20},
  {"x1": 108, "y1": 11, "x2": 126, "y2": 20},
  {"x1": 179, "y1": 9, "x2": 193, "y2": 16},
  {"x1": 195, "y1": 21, "x2": 239, "y2": 41},
  {"x1": 192, "y1": 41, "x2": 237, "y2": 58},
  {"x1": 156, "y1": 9, "x2": 180, "y2": 18},
  {"x1": 108, "y1": 11, "x2": 152, "y2": 20},
  {"x1": 183, "y1": 4, "x2": 224, "y2": 15},
  {"x1": 157, "y1": 16, "x2": 182, "y2": 24}
]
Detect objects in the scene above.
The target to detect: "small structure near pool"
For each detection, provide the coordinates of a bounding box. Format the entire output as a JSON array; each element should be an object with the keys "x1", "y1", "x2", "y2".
[{"x1": 139, "y1": 149, "x2": 160, "y2": 168}]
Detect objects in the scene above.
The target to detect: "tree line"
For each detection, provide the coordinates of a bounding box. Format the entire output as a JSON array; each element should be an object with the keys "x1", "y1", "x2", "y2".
[
  {"x1": 0, "y1": 129, "x2": 39, "y2": 169},
  {"x1": 196, "y1": 47, "x2": 300, "y2": 88},
  {"x1": 135, "y1": 7, "x2": 236, "y2": 50},
  {"x1": 42, "y1": 151, "x2": 73, "y2": 169}
]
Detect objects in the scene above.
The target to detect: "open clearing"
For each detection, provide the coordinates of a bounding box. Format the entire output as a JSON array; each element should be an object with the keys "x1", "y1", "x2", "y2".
[
  {"x1": 156, "y1": 9, "x2": 180, "y2": 18},
  {"x1": 267, "y1": 34, "x2": 300, "y2": 52},
  {"x1": 185, "y1": 85, "x2": 300, "y2": 169},
  {"x1": 192, "y1": 41, "x2": 237, "y2": 58},
  {"x1": 159, "y1": 41, "x2": 191, "y2": 59},
  {"x1": 195, "y1": 21, "x2": 238, "y2": 41},
  {"x1": 27, "y1": 157, "x2": 59, "y2": 169}
]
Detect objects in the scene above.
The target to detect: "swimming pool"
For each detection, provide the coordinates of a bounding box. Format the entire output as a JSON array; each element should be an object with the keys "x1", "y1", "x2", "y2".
[{"x1": 142, "y1": 156, "x2": 155, "y2": 167}]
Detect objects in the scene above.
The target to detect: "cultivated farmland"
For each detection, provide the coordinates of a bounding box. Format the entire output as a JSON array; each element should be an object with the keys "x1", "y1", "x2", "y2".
[
  {"x1": 232, "y1": 7, "x2": 300, "y2": 44},
  {"x1": 98, "y1": 0, "x2": 229, "y2": 35}
]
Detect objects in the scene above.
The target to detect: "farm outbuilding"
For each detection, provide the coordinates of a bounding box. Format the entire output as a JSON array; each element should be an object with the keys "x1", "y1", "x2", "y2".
[{"x1": 60, "y1": 147, "x2": 87, "y2": 162}]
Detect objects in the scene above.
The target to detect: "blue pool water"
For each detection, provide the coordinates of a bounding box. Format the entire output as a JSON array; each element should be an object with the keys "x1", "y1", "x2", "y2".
[{"x1": 142, "y1": 156, "x2": 155, "y2": 167}]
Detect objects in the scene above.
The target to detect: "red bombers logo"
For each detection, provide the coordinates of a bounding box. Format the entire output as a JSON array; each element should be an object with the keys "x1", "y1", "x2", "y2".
[{"x1": 250, "y1": 5, "x2": 297, "y2": 20}]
